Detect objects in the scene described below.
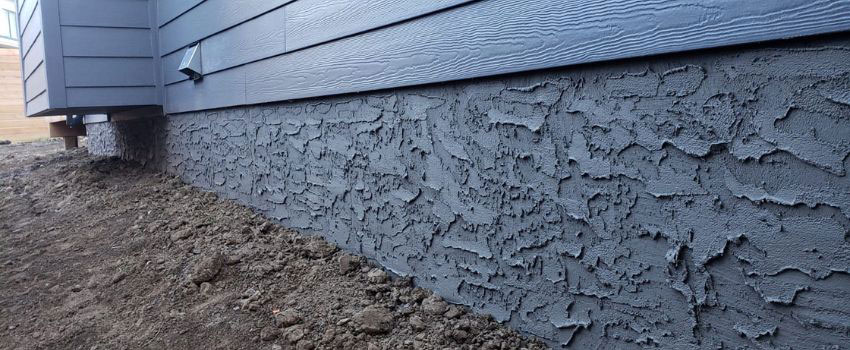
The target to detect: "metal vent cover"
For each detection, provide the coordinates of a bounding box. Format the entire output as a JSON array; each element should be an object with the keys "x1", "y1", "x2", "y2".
[{"x1": 178, "y1": 43, "x2": 202, "y2": 81}]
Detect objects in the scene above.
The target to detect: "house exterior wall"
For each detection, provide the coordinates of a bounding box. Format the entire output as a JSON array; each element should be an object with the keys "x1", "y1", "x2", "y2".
[
  {"x1": 87, "y1": 34, "x2": 850, "y2": 348},
  {"x1": 13, "y1": 0, "x2": 850, "y2": 117},
  {"x1": 158, "y1": 0, "x2": 850, "y2": 115},
  {"x1": 15, "y1": 0, "x2": 160, "y2": 117}
]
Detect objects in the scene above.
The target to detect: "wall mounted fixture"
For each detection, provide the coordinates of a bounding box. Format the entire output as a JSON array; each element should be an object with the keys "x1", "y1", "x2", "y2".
[{"x1": 178, "y1": 43, "x2": 202, "y2": 81}]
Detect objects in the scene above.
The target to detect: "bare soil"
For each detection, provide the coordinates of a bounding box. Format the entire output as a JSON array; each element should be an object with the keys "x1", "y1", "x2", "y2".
[{"x1": 0, "y1": 140, "x2": 546, "y2": 350}]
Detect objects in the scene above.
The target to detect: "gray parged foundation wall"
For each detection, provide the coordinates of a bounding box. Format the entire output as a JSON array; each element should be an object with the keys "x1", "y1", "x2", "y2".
[{"x1": 87, "y1": 35, "x2": 850, "y2": 348}]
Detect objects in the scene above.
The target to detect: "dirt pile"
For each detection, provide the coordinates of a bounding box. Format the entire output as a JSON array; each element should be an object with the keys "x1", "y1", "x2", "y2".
[{"x1": 0, "y1": 141, "x2": 546, "y2": 350}]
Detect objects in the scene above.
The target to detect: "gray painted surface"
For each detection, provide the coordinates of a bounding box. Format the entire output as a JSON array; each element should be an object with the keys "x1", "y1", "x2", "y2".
[
  {"x1": 156, "y1": 0, "x2": 202, "y2": 27},
  {"x1": 160, "y1": 0, "x2": 474, "y2": 86},
  {"x1": 17, "y1": 0, "x2": 47, "y2": 115},
  {"x1": 17, "y1": 0, "x2": 850, "y2": 117},
  {"x1": 162, "y1": 0, "x2": 850, "y2": 114},
  {"x1": 88, "y1": 35, "x2": 850, "y2": 349},
  {"x1": 284, "y1": 0, "x2": 475, "y2": 52},
  {"x1": 157, "y1": 0, "x2": 294, "y2": 55},
  {"x1": 58, "y1": 0, "x2": 150, "y2": 28},
  {"x1": 16, "y1": 0, "x2": 159, "y2": 117}
]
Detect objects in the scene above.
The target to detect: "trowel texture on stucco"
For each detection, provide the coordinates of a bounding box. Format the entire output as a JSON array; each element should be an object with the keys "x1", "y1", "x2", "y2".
[{"x1": 87, "y1": 35, "x2": 850, "y2": 348}]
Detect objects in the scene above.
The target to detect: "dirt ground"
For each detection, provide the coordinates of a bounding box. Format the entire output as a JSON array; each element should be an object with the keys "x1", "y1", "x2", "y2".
[{"x1": 0, "y1": 140, "x2": 546, "y2": 350}]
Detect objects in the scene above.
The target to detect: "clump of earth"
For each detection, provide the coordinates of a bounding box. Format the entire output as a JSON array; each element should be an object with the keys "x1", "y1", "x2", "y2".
[{"x1": 0, "y1": 140, "x2": 546, "y2": 350}]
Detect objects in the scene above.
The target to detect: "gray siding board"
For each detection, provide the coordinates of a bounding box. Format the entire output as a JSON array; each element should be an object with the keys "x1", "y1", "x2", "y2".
[
  {"x1": 149, "y1": 0, "x2": 163, "y2": 105},
  {"x1": 19, "y1": 4, "x2": 40, "y2": 56},
  {"x1": 63, "y1": 57, "x2": 155, "y2": 87},
  {"x1": 230, "y1": 0, "x2": 850, "y2": 111},
  {"x1": 61, "y1": 27, "x2": 153, "y2": 57},
  {"x1": 39, "y1": 0, "x2": 67, "y2": 108},
  {"x1": 199, "y1": 6, "x2": 286, "y2": 76},
  {"x1": 158, "y1": 0, "x2": 294, "y2": 55},
  {"x1": 25, "y1": 89, "x2": 49, "y2": 116},
  {"x1": 24, "y1": 63, "x2": 47, "y2": 102},
  {"x1": 156, "y1": 0, "x2": 204, "y2": 27},
  {"x1": 161, "y1": 6, "x2": 287, "y2": 85},
  {"x1": 161, "y1": 50, "x2": 184, "y2": 86},
  {"x1": 165, "y1": 0, "x2": 850, "y2": 113},
  {"x1": 66, "y1": 86, "x2": 158, "y2": 107},
  {"x1": 22, "y1": 36, "x2": 43, "y2": 79},
  {"x1": 285, "y1": 0, "x2": 475, "y2": 52},
  {"x1": 164, "y1": 68, "x2": 244, "y2": 113},
  {"x1": 18, "y1": 0, "x2": 37, "y2": 34},
  {"x1": 59, "y1": 0, "x2": 150, "y2": 28},
  {"x1": 162, "y1": 0, "x2": 476, "y2": 86}
]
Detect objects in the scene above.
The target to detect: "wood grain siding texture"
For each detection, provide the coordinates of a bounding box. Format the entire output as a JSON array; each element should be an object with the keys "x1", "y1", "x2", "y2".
[
  {"x1": 156, "y1": 0, "x2": 204, "y2": 27},
  {"x1": 284, "y1": 0, "x2": 476, "y2": 52},
  {"x1": 164, "y1": 67, "x2": 245, "y2": 113},
  {"x1": 163, "y1": 0, "x2": 850, "y2": 114},
  {"x1": 157, "y1": 0, "x2": 294, "y2": 56},
  {"x1": 160, "y1": 0, "x2": 475, "y2": 86},
  {"x1": 160, "y1": 6, "x2": 286, "y2": 85},
  {"x1": 59, "y1": 0, "x2": 150, "y2": 28}
]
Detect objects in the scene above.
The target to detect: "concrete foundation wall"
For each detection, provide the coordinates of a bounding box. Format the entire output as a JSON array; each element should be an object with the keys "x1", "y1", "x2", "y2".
[{"x1": 87, "y1": 34, "x2": 850, "y2": 348}]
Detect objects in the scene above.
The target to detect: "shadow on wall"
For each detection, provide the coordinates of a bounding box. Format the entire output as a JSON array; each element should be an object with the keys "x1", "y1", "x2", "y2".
[{"x1": 86, "y1": 34, "x2": 850, "y2": 349}]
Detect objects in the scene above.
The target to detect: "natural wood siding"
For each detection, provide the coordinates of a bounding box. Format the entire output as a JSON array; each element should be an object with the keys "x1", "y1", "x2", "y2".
[{"x1": 0, "y1": 48, "x2": 49, "y2": 141}]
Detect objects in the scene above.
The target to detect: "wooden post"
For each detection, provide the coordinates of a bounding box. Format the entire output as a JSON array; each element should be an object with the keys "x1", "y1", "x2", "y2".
[
  {"x1": 49, "y1": 121, "x2": 86, "y2": 150},
  {"x1": 63, "y1": 136, "x2": 78, "y2": 149}
]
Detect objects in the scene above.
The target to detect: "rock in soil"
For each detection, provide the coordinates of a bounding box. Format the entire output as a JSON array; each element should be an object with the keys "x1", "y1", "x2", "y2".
[
  {"x1": 353, "y1": 306, "x2": 394, "y2": 335},
  {"x1": 421, "y1": 294, "x2": 449, "y2": 315},
  {"x1": 260, "y1": 326, "x2": 280, "y2": 341},
  {"x1": 190, "y1": 252, "x2": 224, "y2": 283},
  {"x1": 274, "y1": 309, "x2": 302, "y2": 328},
  {"x1": 0, "y1": 141, "x2": 546, "y2": 350},
  {"x1": 337, "y1": 254, "x2": 360, "y2": 274},
  {"x1": 366, "y1": 268, "x2": 388, "y2": 284}
]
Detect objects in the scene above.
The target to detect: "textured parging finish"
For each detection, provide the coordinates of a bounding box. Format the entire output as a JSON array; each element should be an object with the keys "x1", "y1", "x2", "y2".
[{"x1": 87, "y1": 35, "x2": 850, "y2": 348}]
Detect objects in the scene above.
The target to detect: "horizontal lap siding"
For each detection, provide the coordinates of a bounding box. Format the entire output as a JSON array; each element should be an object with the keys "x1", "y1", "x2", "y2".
[
  {"x1": 157, "y1": 0, "x2": 294, "y2": 55},
  {"x1": 164, "y1": 0, "x2": 850, "y2": 114},
  {"x1": 58, "y1": 0, "x2": 158, "y2": 109},
  {"x1": 24, "y1": 63, "x2": 47, "y2": 102},
  {"x1": 63, "y1": 57, "x2": 155, "y2": 87},
  {"x1": 157, "y1": 0, "x2": 204, "y2": 27},
  {"x1": 284, "y1": 0, "x2": 475, "y2": 52},
  {"x1": 19, "y1": 4, "x2": 40, "y2": 56},
  {"x1": 66, "y1": 87, "x2": 158, "y2": 107},
  {"x1": 61, "y1": 27, "x2": 152, "y2": 57},
  {"x1": 21, "y1": 36, "x2": 43, "y2": 79},
  {"x1": 18, "y1": 0, "x2": 37, "y2": 34},
  {"x1": 59, "y1": 0, "x2": 150, "y2": 28},
  {"x1": 160, "y1": 0, "x2": 474, "y2": 86},
  {"x1": 18, "y1": 0, "x2": 49, "y2": 116}
]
